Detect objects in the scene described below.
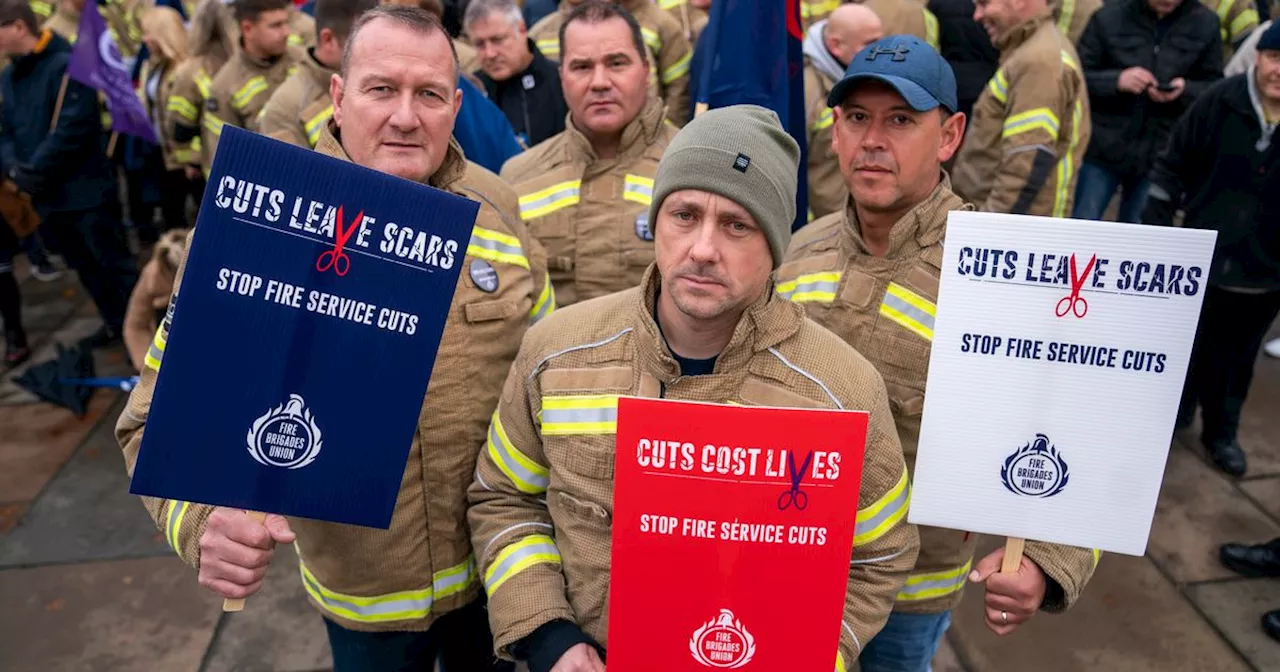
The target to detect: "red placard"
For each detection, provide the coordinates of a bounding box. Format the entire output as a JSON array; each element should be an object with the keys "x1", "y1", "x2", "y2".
[{"x1": 608, "y1": 397, "x2": 868, "y2": 671}]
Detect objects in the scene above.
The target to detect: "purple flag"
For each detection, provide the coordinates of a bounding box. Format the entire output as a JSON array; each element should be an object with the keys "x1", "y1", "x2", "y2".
[{"x1": 66, "y1": 6, "x2": 157, "y2": 143}]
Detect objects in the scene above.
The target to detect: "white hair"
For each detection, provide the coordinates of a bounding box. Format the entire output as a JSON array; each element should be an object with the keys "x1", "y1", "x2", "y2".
[{"x1": 463, "y1": 0, "x2": 523, "y2": 31}]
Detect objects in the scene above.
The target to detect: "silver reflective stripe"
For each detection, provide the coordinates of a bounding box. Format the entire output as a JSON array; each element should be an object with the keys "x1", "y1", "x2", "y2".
[
  {"x1": 147, "y1": 341, "x2": 165, "y2": 366},
  {"x1": 779, "y1": 278, "x2": 839, "y2": 299},
  {"x1": 623, "y1": 180, "x2": 653, "y2": 200},
  {"x1": 301, "y1": 567, "x2": 433, "y2": 617},
  {"x1": 469, "y1": 233, "x2": 524, "y2": 259},
  {"x1": 854, "y1": 481, "x2": 910, "y2": 539},
  {"x1": 541, "y1": 406, "x2": 618, "y2": 425},
  {"x1": 518, "y1": 186, "x2": 581, "y2": 216},
  {"x1": 766, "y1": 347, "x2": 842, "y2": 409},
  {"x1": 882, "y1": 292, "x2": 935, "y2": 331},
  {"x1": 484, "y1": 539, "x2": 560, "y2": 591},
  {"x1": 530, "y1": 328, "x2": 634, "y2": 383},
  {"x1": 531, "y1": 293, "x2": 554, "y2": 323},
  {"x1": 433, "y1": 559, "x2": 475, "y2": 596},
  {"x1": 899, "y1": 570, "x2": 968, "y2": 598},
  {"x1": 489, "y1": 421, "x2": 550, "y2": 490}
]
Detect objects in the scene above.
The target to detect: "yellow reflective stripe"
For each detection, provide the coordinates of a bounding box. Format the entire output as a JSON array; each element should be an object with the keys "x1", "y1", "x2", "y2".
[
  {"x1": 165, "y1": 500, "x2": 189, "y2": 552},
  {"x1": 167, "y1": 96, "x2": 199, "y2": 122},
  {"x1": 468, "y1": 226, "x2": 530, "y2": 269},
  {"x1": 777, "y1": 270, "x2": 842, "y2": 304},
  {"x1": 531, "y1": 272, "x2": 556, "y2": 323},
  {"x1": 1002, "y1": 107, "x2": 1060, "y2": 140},
  {"x1": 622, "y1": 174, "x2": 655, "y2": 205},
  {"x1": 836, "y1": 651, "x2": 846, "y2": 672},
  {"x1": 232, "y1": 76, "x2": 269, "y2": 109},
  {"x1": 1230, "y1": 8, "x2": 1259, "y2": 40},
  {"x1": 896, "y1": 560, "x2": 973, "y2": 601},
  {"x1": 988, "y1": 70, "x2": 1008, "y2": 104},
  {"x1": 641, "y1": 27, "x2": 662, "y2": 54},
  {"x1": 1056, "y1": 0, "x2": 1075, "y2": 36},
  {"x1": 812, "y1": 106, "x2": 834, "y2": 131},
  {"x1": 288, "y1": 33, "x2": 304, "y2": 46},
  {"x1": 144, "y1": 323, "x2": 166, "y2": 371},
  {"x1": 659, "y1": 0, "x2": 684, "y2": 8},
  {"x1": 195, "y1": 70, "x2": 213, "y2": 100},
  {"x1": 661, "y1": 51, "x2": 691, "y2": 84},
  {"x1": 484, "y1": 534, "x2": 562, "y2": 594},
  {"x1": 30, "y1": 0, "x2": 52, "y2": 17},
  {"x1": 536, "y1": 37, "x2": 560, "y2": 58},
  {"x1": 487, "y1": 410, "x2": 550, "y2": 494},
  {"x1": 1060, "y1": 50, "x2": 1081, "y2": 74},
  {"x1": 172, "y1": 147, "x2": 200, "y2": 164},
  {"x1": 854, "y1": 466, "x2": 910, "y2": 546},
  {"x1": 305, "y1": 104, "x2": 334, "y2": 147},
  {"x1": 541, "y1": 394, "x2": 619, "y2": 435},
  {"x1": 300, "y1": 556, "x2": 477, "y2": 623},
  {"x1": 202, "y1": 112, "x2": 225, "y2": 136},
  {"x1": 1052, "y1": 100, "x2": 1083, "y2": 217},
  {"x1": 801, "y1": 0, "x2": 839, "y2": 19},
  {"x1": 923, "y1": 9, "x2": 939, "y2": 49},
  {"x1": 1092, "y1": 548, "x2": 1102, "y2": 568},
  {"x1": 880, "y1": 281, "x2": 936, "y2": 341},
  {"x1": 517, "y1": 179, "x2": 582, "y2": 220}
]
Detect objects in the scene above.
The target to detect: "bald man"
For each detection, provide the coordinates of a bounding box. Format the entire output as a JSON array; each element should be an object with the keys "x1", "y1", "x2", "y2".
[{"x1": 802, "y1": 4, "x2": 883, "y2": 218}]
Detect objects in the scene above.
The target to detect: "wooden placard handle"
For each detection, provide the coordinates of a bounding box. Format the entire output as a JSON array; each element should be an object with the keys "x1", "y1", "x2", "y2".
[
  {"x1": 221, "y1": 510, "x2": 268, "y2": 612},
  {"x1": 1001, "y1": 537, "x2": 1025, "y2": 574}
]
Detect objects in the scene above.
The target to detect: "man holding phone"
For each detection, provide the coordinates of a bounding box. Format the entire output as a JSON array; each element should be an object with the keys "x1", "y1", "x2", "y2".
[{"x1": 1072, "y1": 0, "x2": 1223, "y2": 222}]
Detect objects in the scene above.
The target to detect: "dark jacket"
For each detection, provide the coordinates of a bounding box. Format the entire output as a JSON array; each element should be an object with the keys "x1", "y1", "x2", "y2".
[
  {"x1": 1078, "y1": 0, "x2": 1223, "y2": 178},
  {"x1": 0, "y1": 31, "x2": 114, "y2": 215},
  {"x1": 454, "y1": 75, "x2": 524, "y2": 174},
  {"x1": 928, "y1": 0, "x2": 999, "y2": 119},
  {"x1": 476, "y1": 40, "x2": 568, "y2": 149},
  {"x1": 1145, "y1": 75, "x2": 1280, "y2": 290}
]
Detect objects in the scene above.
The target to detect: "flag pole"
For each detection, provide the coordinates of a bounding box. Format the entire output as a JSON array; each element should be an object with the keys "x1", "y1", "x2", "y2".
[{"x1": 106, "y1": 132, "x2": 119, "y2": 159}]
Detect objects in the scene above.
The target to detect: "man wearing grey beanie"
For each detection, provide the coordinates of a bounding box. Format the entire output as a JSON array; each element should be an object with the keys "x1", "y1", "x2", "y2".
[{"x1": 468, "y1": 104, "x2": 917, "y2": 671}]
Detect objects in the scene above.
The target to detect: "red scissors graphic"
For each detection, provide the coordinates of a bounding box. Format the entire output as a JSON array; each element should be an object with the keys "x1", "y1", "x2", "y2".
[
  {"x1": 1055, "y1": 253, "x2": 1097, "y2": 318},
  {"x1": 316, "y1": 205, "x2": 363, "y2": 276}
]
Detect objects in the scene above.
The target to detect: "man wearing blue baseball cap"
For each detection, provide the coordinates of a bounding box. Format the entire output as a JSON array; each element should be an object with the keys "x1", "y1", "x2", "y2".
[{"x1": 777, "y1": 35, "x2": 1100, "y2": 671}]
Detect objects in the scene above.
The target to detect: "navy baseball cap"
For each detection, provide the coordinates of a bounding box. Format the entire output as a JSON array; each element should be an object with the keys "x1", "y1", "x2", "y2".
[{"x1": 826, "y1": 35, "x2": 959, "y2": 113}]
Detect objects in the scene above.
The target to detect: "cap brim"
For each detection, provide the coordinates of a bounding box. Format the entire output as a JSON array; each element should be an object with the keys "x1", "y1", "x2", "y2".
[{"x1": 827, "y1": 73, "x2": 944, "y2": 112}]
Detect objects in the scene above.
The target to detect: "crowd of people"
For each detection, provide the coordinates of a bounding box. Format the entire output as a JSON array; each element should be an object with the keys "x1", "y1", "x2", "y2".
[{"x1": 0, "y1": 0, "x2": 1277, "y2": 668}]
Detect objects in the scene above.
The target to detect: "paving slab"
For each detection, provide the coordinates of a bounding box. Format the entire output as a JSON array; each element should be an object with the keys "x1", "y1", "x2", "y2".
[
  {"x1": 201, "y1": 545, "x2": 333, "y2": 672},
  {"x1": 1240, "y1": 477, "x2": 1280, "y2": 526},
  {"x1": 0, "y1": 315, "x2": 106, "y2": 404},
  {"x1": 0, "y1": 502, "x2": 27, "y2": 535},
  {"x1": 0, "y1": 556, "x2": 220, "y2": 672},
  {"x1": 1148, "y1": 445, "x2": 1280, "y2": 583},
  {"x1": 1186, "y1": 579, "x2": 1280, "y2": 672},
  {"x1": 0, "y1": 389, "x2": 117, "y2": 503},
  {"x1": 0, "y1": 395, "x2": 170, "y2": 568},
  {"x1": 948, "y1": 545, "x2": 1251, "y2": 672},
  {"x1": 1237, "y1": 353, "x2": 1280, "y2": 478}
]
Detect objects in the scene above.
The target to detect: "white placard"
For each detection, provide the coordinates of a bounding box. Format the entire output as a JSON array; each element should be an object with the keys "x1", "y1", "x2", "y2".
[{"x1": 908, "y1": 212, "x2": 1217, "y2": 556}]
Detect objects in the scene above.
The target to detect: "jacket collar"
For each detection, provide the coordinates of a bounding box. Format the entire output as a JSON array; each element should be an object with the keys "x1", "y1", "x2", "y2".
[
  {"x1": 14, "y1": 29, "x2": 66, "y2": 71},
  {"x1": 237, "y1": 40, "x2": 284, "y2": 70},
  {"x1": 631, "y1": 264, "x2": 804, "y2": 383},
  {"x1": 315, "y1": 121, "x2": 468, "y2": 191},
  {"x1": 302, "y1": 48, "x2": 336, "y2": 89},
  {"x1": 563, "y1": 95, "x2": 668, "y2": 168},
  {"x1": 993, "y1": 10, "x2": 1052, "y2": 56},
  {"x1": 841, "y1": 172, "x2": 965, "y2": 258}
]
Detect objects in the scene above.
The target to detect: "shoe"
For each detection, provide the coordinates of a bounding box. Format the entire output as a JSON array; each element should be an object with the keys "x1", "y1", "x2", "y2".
[
  {"x1": 29, "y1": 262, "x2": 62, "y2": 282},
  {"x1": 81, "y1": 326, "x2": 121, "y2": 349},
  {"x1": 1207, "y1": 438, "x2": 1247, "y2": 477},
  {"x1": 1266, "y1": 338, "x2": 1280, "y2": 359},
  {"x1": 1221, "y1": 539, "x2": 1280, "y2": 577},
  {"x1": 1264, "y1": 610, "x2": 1280, "y2": 643}
]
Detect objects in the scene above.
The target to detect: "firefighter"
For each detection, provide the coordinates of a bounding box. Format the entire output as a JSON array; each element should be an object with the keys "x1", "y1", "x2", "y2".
[
  {"x1": 258, "y1": 0, "x2": 377, "y2": 148},
  {"x1": 469, "y1": 104, "x2": 918, "y2": 671},
  {"x1": 778, "y1": 35, "x2": 1100, "y2": 672},
  {"x1": 200, "y1": 0, "x2": 304, "y2": 174},
  {"x1": 166, "y1": 0, "x2": 237, "y2": 186},
  {"x1": 117, "y1": 6, "x2": 553, "y2": 670},
  {"x1": 501, "y1": 2, "x2": 677, "y2": 306},
  {"x1": 952, "y1": 0, "x2": 1090, "y2": 216},
  {"x1": 529, "y1": 0, "x2": 692, "y2": 126}
]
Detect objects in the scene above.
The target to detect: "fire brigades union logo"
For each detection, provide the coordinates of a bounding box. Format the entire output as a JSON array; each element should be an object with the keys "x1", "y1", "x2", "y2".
[
  {"x1": 689, "y1": 608, "x2": 756, "y2": 668},
  {"x1": 247, "y1": 394, "x2": 323, "y2": 469},
  {"x1": 1001, "y1": 433, "x2": 1069, "y2": 498}
]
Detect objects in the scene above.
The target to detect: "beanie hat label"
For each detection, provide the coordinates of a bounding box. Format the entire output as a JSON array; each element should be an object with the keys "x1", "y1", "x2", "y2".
[{"x1": 733, "y1": 154, "x2": 751, "y2": 173}]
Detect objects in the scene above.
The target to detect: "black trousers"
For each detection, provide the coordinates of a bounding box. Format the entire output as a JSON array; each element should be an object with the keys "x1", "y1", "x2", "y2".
[
  {"x1": 159, "y1": 169, "x2": 203, "y2": 231},
  {"x1": 1181, "y1": 286, "x2": 1280, "y2": 445},
  {"x1": 40, "y1": 205, "x2": 139, "y2": 333},
  {"x1": 322, "y1": 597, "x2": 513, "y2": 672}
]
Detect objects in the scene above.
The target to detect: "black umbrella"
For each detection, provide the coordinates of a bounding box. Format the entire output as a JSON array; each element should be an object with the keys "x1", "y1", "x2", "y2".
[{"x1": 11, "y1": 344, "x2": 137, "y2": 416}]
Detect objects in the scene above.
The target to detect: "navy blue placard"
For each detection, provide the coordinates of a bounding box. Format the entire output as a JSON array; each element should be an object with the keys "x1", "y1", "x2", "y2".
[{"x1": 129, "y1": 127, "x2": 480, "y2": 528}]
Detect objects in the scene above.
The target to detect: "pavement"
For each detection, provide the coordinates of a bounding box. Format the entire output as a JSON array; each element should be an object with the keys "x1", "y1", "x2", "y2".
[{"x1": 1, "y1": 258, "x2": 1278, "y2": 672}]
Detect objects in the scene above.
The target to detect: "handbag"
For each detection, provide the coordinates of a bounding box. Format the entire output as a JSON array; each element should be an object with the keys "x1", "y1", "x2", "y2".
[{"x1": 1, "y1": 75, "x2": 68, "y2": 238}]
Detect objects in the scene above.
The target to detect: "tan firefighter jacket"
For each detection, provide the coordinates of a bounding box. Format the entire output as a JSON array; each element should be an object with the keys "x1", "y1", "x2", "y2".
[
  {"x1": 777, "y1": 177, "x2": 1101, "y2": 615},
  {"x1": 115, "y1": 121, "x2": 556, "y2": 633},
  {"x1": 201, "y1": 44, "x2": 304, "y2": 174},
  {"x1": 257, "y1": 48, "x2": 335, "y2": 148},
  {"x1": 500, "y1": 96, "x2": 676, "y2": 307},
  {"x1": 952, "y1": 12, "x2": 1090, "y2": 218},
  {"x1": 529, "y1": 0, "x2": 692, "y2": 127},
  {"x1": 468, "y1": 266, "x2": 919, "y2": 669}
]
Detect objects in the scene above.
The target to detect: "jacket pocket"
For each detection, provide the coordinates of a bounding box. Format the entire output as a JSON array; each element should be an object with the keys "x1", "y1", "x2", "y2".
[
  {"x1": 464, "y1": 298, "x2": 518, "y2": 323},
  {"x1": 530, "y1": 214, "x2": 575, "y2": 275},
  {"x1": 552, "y1": 490, "x2": 613, "y2": 637}
]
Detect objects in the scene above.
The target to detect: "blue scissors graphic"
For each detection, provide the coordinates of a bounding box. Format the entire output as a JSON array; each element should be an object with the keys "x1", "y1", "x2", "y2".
[
  {"x1": 777, "y1": 450, "x2": 814, "y2": 511},
  {"x1": 316, "y1": 205, "x2": 362, "y2": 277}
]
